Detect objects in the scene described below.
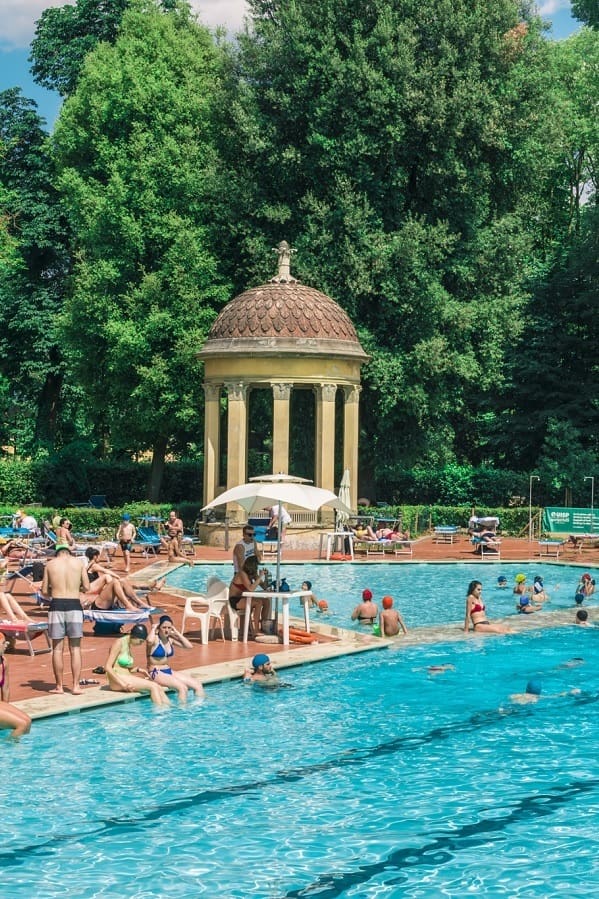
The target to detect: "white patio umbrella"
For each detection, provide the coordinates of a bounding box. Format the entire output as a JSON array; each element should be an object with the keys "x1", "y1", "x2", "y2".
[
  {"x1": 202, "y1": 475, "x2": 351, "y2": 588},
  {"x1": 336, "y1": 469, "x2": 352, "y2": 530}
]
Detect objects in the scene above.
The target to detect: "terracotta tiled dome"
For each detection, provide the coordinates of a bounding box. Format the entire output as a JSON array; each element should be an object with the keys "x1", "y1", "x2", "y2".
[{"x1": 208, "y1": 281, "x2": 359, "y2": 342}]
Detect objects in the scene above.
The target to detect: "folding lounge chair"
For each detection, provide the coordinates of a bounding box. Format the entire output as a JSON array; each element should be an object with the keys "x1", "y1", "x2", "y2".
[
  {"x1": 471, "y1": 536, "x2": 501, "y2": 559},
  {"x1": 0, "y1": 621, "x2": 51, "y2": 656},
  {"x1": 133, "y1": 527, "x2": 163, "y2": 557}
]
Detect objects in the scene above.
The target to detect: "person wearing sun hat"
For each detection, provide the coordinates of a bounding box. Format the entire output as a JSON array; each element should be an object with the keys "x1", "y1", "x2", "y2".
[
  {"x1": 243, "y1": 653, "x2": 279, "y2": 686},
  {"x1": 351, "y1": 588, "x2": 378, "y2": 625}
]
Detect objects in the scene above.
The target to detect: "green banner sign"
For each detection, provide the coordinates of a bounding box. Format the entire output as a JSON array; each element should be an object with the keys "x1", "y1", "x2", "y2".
[{"x1": 542, "y1": 507, "x2": 599, "y2": 534}]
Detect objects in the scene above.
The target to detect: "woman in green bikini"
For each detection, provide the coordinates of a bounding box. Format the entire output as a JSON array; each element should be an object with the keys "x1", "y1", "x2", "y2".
[{"x1": 105, "y1": 624, "x2": 170, "y2": 706}]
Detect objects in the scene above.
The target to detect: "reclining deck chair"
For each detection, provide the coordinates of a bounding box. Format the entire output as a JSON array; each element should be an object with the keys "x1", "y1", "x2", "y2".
[{"x1": 133, "y1": 526, "x2": 163, "y2": 557}]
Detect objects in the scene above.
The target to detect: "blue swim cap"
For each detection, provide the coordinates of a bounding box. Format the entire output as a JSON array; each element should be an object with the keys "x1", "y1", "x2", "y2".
[
  {"x1": 252, "y1": 653, "x2": 270, "y2": 669},
  {"x1": 534, "y1": 576, "x2": 543, "y2": 584},
  {"x1": 520, "y1": 596, "x2": 530, "y2": 606},
  {"x1": 497, "y1": 575, "x2": 507, "y2": 584},
  {"x1": 122, "y1": 513, "x2": 130, "y2": 520},
  {"x1": 526, "y1": 679, "x2": 542, "y2": 696},
  {"x1": 575, "y1": 593, "x2": 585, "y2": 605}
]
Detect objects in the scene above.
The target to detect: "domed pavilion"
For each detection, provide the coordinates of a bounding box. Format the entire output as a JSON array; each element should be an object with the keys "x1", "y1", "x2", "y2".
[{"x1": 199, "y1": 242, "x2": 368, "y2": 513}]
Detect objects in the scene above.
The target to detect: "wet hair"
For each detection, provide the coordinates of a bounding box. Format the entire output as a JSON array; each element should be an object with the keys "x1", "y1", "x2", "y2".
[
  {"x1": 467, "y1": 580, "x2": 482, "y2": 596},
  {"x1": 130, "y1": 624, "x2": 148, "y2": 641},
  {"x1": 302, "y1": 580, "x2": 312, "y2": 590},
  {"x1": 576, "y1": 609, "x2": 589, "y2": 622},
  {"x1": 85, "y1": 547, "x2": 100, "y2": 560},
  {"x1": 158, "y1": 615, "x2": 173, "y2": 627}
]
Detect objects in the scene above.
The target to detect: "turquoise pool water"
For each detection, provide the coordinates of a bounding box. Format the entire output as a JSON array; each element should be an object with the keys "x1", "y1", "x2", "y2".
[
  {"x1": 165, "y1": 561, "x2": 597, "y2": 630},
  {"x1": 3, "y1": 627, "x2": 598, "y2": 896}
]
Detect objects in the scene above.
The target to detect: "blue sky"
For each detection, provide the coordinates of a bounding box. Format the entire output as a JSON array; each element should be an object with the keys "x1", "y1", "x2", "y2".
[{"x1": 0, "y1": 1, "x2": 583, "y2": 132}]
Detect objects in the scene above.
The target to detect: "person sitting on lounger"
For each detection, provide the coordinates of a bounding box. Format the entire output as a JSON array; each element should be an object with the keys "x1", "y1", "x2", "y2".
[
  {"x1": 82, "y1": 548, "x2": 153, "y2": 611},
  {"x1": 0, "y1": 561, "x2": 34, "y2": 623},
  {"x1": 0, "y1": 632, "x2": 32, "y2": 738},
  {"x1": 146, "y1": 615, "x2": 204, "y2": 703},
  {"x1": 352, "y1": 524, "x2": 377, "y2": 541},
  {"x1": 105, "y1": 624, "x2": 170, "y2": 706}
]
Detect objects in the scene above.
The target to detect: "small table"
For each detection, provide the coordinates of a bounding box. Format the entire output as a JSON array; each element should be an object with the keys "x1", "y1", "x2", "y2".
[
  {"x1": 318, "y1": 532, "x2": 354, "y2": 561},
  {"x1": 241, "y1": 591, "x2": 311, "y2": 646},
  {"x1": 538, "y1": 540, "x2": 565, "y2": 559}
]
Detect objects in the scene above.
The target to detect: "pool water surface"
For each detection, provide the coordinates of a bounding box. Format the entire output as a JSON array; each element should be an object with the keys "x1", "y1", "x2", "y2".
[
  {"x1": 165, "y1": 561, "x2": 597, "y2": 631},
  {"x1": 3, "y1": 627, "x2": 598, "y2": 897}
]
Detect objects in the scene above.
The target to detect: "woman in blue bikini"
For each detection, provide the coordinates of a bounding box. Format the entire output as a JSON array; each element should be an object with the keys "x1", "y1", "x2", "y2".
[{"x1": 146, "y1": 615, "x2": 204, "y2": 703}]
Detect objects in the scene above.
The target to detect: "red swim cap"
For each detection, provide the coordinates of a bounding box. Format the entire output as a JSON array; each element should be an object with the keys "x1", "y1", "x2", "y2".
[
  {"x1": 582, "y1": 573, "x2": 591, "y2": 581},
  {"x1": 318, "y1": 600, "x2": 328, "y2": 610},
  {"x1": 382, "y1": 596, "x2": 393, "y2": 609},
  {"x1": 362, "y1": 589, "x2": 373, "y2": 601}
]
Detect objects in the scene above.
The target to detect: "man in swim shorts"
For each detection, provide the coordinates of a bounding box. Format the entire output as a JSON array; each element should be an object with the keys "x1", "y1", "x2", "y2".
[
  {"x1": 116, "y1": 514, "x2": 137, "y2": 572},
  {"x1": 41, "y1": 544, "x2": 90, "y2": 695}
]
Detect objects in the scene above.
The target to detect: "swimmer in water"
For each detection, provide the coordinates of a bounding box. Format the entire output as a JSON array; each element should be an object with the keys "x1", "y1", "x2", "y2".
[
  {"x1": 243, "y1": 653, "x2": 280, "y2": 688},
  {"x1": 509, "y1": 679, "x2": 580, "y2": 704}
]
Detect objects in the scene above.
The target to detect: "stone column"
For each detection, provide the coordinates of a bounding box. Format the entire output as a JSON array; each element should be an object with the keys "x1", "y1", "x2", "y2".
[
  {"x1": 202, "y1": 383, "x2": 221, "y2": 506},
  {"x1": 315, "y1": 383, "x2": 337, "y2": 493},
  {"x1": 343, "y1": 385, "x2": 361, "y2": 511},
  {"x1": 225, "y1": 381, "x2": 249, "y2": 495},
  {"x1": 272, "y1": 382, "x2": 292, "y2": 475}
]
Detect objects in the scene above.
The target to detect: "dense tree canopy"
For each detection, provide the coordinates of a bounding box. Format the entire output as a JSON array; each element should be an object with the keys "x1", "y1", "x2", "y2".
[
  {"x1": 53, "y1": 0, "x2": 229, "y2": 498},
  {"x1": 0, "y1": 0, "x2": 596, "y2": 501}
]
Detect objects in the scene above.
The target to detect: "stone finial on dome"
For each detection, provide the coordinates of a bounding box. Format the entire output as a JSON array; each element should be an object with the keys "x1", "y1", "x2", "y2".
[{"x1": 271, "y1": 240, "x2": 297, "y2": 284}]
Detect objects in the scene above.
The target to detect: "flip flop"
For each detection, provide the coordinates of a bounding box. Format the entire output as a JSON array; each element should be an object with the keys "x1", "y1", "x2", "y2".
[
  {"x1": 79, "y1": 679, "x2": 100, "y2": 686},
  {"x1": 92, "y1": 666, "x2": 106, "y2": 675}
]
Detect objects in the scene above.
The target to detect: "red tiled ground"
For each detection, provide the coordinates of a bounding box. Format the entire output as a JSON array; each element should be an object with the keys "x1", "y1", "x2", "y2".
[{"x1": 4, "y1": 535, "x2": 597, "y2": 702}]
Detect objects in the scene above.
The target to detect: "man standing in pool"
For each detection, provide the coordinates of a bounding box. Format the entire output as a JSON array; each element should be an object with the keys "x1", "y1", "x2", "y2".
[{"x1": 41, "y1": 544, "x2": 90, "y2": 695}]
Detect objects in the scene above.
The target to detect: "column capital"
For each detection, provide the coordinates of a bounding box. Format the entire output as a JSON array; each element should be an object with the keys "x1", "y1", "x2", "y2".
[
  {"x1": 343, "y1": 385, "x2": 361, "y2": 405},
  {"x1": 224, "y1": 380, "x2": 248, "y2": 402},
  {"x1": 317, "y1": 383, "x2": 337, "y2": 403},
  {"x1": 203, "y1": 383, "x2": 221, "y2": 402},
  {"x1": 272, "y1": 382, "x2": 293, "y2": 401}
]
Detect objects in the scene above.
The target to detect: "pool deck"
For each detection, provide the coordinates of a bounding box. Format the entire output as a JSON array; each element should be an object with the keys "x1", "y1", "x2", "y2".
[{"x1": 4, "y1": 535, "x2": 597, "y2": 721}]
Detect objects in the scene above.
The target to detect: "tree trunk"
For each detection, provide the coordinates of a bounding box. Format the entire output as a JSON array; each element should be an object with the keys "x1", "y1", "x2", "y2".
[
  {"x1": 148, "y1": 435, "x2": 168, "y2": 502},
  {"x1": 34, "y1": 369, "x2": 63, "y2": 449}
]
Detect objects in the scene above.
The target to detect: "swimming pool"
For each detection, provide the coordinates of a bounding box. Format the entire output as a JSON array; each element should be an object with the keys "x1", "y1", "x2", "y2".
[
  {"x1": 3, "y1": 627, "x2": 598, "y2": 896},
  {"x1": 165, "y1": 562, "x2": 597, "y2": 630}
]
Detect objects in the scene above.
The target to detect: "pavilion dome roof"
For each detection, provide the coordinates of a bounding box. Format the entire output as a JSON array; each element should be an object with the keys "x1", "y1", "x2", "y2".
[{"x1": 200, "y1": 242, "x2": 367, "y2": 360}]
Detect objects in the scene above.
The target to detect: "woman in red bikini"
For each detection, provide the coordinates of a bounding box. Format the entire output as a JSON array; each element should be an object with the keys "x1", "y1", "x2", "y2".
[
  {"x1": 464, "y1": 581, "x2": 511, "y2": 634},
  {"x1": 228, "y1": 557, "x2": 268, "y2": 635}
]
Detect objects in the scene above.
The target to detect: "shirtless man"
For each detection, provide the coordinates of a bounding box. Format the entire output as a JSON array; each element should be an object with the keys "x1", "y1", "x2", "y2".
[
  {"x1": 41, "y1": 544, "x2": 90, "y2": 695},
  {"x1": 116, "y1": 514, "x2": 137, "y2": 573},
  {"x1": 160, "y1": 510, "x2": 192, "y2": 565}
]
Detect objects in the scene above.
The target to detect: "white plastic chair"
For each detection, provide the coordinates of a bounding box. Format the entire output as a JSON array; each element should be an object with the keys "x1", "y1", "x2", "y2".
[
  {"x1": 205, "y1": 576, "x2": 240, "y2": 641},
  {"x1": 181, "y1": 579, "x2": 228, "y2": 643}
]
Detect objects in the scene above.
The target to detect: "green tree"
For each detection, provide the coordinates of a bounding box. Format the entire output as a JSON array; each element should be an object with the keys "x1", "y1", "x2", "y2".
[
  {"x1": 30, "y1": 0, "x2": 131, "y2": 96},
  {"x1": 217, "y1": 0, "x2": 556, "y2": 486},
  {"x1": 54, "y1": 0, "x2": 229, "y2": 499},
  {"x1": 572, "y1": 1, "x2": 599, "y2": 29},
  {"x1": 0, "y1": 89, "x2": 71, "y2": 452}
]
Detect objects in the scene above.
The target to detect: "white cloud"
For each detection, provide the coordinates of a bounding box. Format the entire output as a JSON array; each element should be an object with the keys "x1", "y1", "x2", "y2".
[
  {"x1": 538, "y1": 1, "x2": 571, "y2": 14},
  {"x1": 0, "y1": 0, "x2": 249, "y2": 50}
]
